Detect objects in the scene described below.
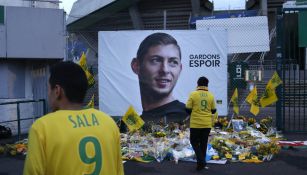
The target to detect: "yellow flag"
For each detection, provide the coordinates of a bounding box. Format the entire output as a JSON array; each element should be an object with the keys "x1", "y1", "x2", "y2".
[
  {"x1": 211, "y1": 111, "x2": 218, "y2": 127},
  {"x1": 122, "y1": 106, "x2": 144, "y2": 131},
  {"x1": 122, "y1": 156, "x2": 155, "y2": 163},
  {"x1": 230, "y1": 88, "x2": 239, "y2": 114},
  {"x1": 260, "y1": 85, "x2": 278, "y2": 107},
  {"x1": 246, "y1": 86, "x2": 257, "y2": 104},
  {"x1": 79, "y1": 52, "x2": 88, "y2": 70},
  {"x1": 86, "y1": 95, "x2": 95, "y2": 108},
  {"x1": 246, "y1": 86, "x2": 259, "y2": 116},
  {"x1": 250, "y1": 103, "x2": 260, "y2": 116},
  {"x1": 85, "y1": 70, "x2": 95, "y2": 88},
  {"x1": 268, "y1": 71, "x2": 282, "y2": 89},
  {"x1": 78, "y1": 52, "x2": 95, "y2": 87}
]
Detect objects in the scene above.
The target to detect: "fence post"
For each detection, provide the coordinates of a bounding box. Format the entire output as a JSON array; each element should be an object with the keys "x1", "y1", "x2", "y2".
[
  {"x1": 276, "y1": 9, "x2": 283, "y2": 131},
  {"x1": 16, "y1": 103, "x2": 21, "y2": 141},
  {"x1": 42, "y1": 99, "x2": 47, "y2": 115}
]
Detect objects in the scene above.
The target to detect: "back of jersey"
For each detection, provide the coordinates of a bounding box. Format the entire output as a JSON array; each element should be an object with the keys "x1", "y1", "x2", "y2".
[
  {"x1": 187, "y1": 90, "x2": 216, "y2": 128},
  {"x1": 24, "y1": 108, "x2": 123, "y2": 175}
]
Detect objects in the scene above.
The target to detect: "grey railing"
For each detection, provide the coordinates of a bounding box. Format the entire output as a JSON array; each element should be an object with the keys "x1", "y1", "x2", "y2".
[{"x1": 0, "y1": 99, "x2": 46, "y2": 140}]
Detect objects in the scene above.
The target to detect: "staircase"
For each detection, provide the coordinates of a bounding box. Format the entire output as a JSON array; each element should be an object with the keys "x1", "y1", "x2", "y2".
[{"x1": 138, "y1": 0, "x2": 192, "y2": 29}]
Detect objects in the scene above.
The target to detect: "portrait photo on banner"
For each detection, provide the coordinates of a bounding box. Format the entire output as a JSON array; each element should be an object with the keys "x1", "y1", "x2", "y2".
[{"x1": 98, "y1": 30, "x2": 228, "y2": 122}]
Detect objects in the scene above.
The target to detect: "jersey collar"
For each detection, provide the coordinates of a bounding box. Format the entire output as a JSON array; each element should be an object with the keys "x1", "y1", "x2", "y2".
[{"x1": 197, "y1": 86, "x2": 208, "y2": 91}]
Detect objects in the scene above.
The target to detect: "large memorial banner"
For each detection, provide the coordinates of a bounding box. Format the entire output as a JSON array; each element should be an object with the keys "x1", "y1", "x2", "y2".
[{"x1": 99, "y1": 30, "x2": 228, "y2": 116}]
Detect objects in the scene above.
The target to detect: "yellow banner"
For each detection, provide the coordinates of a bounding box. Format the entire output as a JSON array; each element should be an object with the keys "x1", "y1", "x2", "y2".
[
  {"x1": 85, "y1": 70, "x2": 95, "y2": 88},
  {"x1": 212, "y1": 111, "x2": 219, "y2": 127},
  {"x1": 260, "y1": 86, "x2": 278, "y2": 107},
  {"x1": 86, "y1": 95, "x2": 95, "y2": 108},
  {"x1": 250, "y1": 103, "x2": 260, "y2": 116},
  {"x1": 268, "y1": 71, "x2": 282, "y2": 89},
  {"x1": 246, "y1": 86, "x2": 257, "y2": 104},
  {"x1": 246, "y1": 86, "x2": 259, "y2": 116},
  {"x1": 122, "y1": 155, "x2": 155, "y2": 163},
  {"x1": 79, "y1": 52, "x2": 88, "y2": 70},
  {"x1": 78, "y1": 52, "x2": 95, "y2": 87},
  {"x1": 230, "y1": 88, "x2": 239, "y2": 114},
  {"x1": 122, "y1": 106, "x2": 144, "y2": 131}
]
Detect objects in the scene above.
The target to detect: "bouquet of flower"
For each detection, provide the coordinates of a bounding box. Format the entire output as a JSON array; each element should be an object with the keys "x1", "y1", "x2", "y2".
[
  {"x1": 260, "y1": 117, "x2": 273, "y2": 128},
  {"x1": 211, "y1": 137, "x2": 232, "y2": 157},
  {"x1": 0, "y1": 145, "x2": 5, "y2": 154},
  {"x1": 215, "y1": 117, "x2": 229, "y2": 129},
  {"x1": 257, "y1": 142, "x2": 280, "y2": 161},
  {"x1": 0, "y1": 139, "x2": 28, "y2": 156},
  {"x1": 247, "y1": 118, "x2": 256, "y2": 126}
]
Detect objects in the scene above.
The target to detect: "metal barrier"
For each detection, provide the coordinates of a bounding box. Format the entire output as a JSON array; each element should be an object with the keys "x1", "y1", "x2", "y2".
[
  {"x1": 276, "y1": 9, "x2": 307, "y2": 133},
  {"x1": 0, "y1": 99, "x2": 47, "y2": 140}
]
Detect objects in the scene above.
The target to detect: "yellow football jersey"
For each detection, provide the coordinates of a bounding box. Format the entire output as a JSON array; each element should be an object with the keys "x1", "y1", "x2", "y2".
[
  {"x1": 186, "y1": 87, "x2": 216, "y2": 128},
  {"x1": 23, "y1": 108, "x2": 124, "y2": 175}
]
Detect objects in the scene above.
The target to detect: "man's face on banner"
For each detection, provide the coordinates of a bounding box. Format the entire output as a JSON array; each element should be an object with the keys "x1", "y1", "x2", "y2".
[{"x1": 138, "y1": 44, "x2": 182, "y2": 96}]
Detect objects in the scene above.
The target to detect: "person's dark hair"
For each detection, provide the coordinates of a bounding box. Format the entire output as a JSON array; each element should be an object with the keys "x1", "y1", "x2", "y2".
[
  {"x1": 197, "y1": 76, "x2": 209, "y2": 87},
  {"x1": 136, "y1": 32, "x2": 181, "y2": 62},
  {"x1": 49, "y1": 61, "x2": 88, "y2": 103}
]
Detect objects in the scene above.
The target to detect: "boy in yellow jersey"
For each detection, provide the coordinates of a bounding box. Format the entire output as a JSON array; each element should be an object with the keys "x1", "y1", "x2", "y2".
[
  {"x1": 23, "y1": 61, "x2": 124, "y2": 175},
  {"x1": 186, "y1": 76, "x2": 216, "y2": 171}
]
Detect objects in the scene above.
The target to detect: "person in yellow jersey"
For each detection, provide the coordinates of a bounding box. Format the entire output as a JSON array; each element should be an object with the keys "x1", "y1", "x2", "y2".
[
  {"x1": 186, "y1": 76, "x2": 217, "y2": 171},
  {"x1": 23, "y1": 61, "x2": 124, "y2": 175}
]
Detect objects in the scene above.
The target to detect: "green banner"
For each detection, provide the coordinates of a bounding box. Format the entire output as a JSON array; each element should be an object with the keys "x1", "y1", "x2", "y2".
[
  {"x1": 299, "y1": 11, "x2": 307, "y2": 47},
  {"x1": 0, "y1": 6, "x2": 4, "y2": 24}
]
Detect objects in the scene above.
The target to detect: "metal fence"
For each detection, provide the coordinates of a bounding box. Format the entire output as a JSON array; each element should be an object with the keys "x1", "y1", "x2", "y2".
[
  {"x1": 228, "y1": 65, "x2": 276, "y2": 121},
  {"x1": 0, "y1": 99, "x2": 46, "y2": 140},
  {"x1": 228, "y1": 10, "x2": 307, "y2": 133},
  {"x1": 276, "y1": 9, "x2": 307, "y2": 133}
]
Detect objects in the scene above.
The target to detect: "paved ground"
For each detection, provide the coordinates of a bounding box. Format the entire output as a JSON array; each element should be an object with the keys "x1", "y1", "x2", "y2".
[
  {"x1": 124, "y1": 150, "x2": 307, "y2": 175},
  {"x1": 0, "y1": 133, "x2": 306, "y2": 175}
]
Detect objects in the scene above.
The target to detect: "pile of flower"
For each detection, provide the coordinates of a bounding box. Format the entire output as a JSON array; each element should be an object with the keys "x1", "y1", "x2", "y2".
[
  {"x1": 209, "y1": 116, "x2": 282, "y2": 162},
  {"x1": 121, "y1": 122, "x2": 191, "y2": 163},
  {"x1": 0, "y1": 116, "x2": 283, "y2": 164},
  {"x1": 0, "y1": 139, "x2": 28, "y2": 156},
  {"x1": 209, "y1": 128, "x2": 281, "y2": 163},
  {"x1": 121, "y1": 116, "x2": 283, "y2": 164},
  {"x1": 215, "y1": 116, "x2": 274, "y2": 134}
]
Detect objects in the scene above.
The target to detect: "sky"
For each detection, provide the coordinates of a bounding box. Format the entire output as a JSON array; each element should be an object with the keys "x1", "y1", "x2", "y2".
[{"x1": 59, "y1": 0, "x2": 77, "y2": 14}]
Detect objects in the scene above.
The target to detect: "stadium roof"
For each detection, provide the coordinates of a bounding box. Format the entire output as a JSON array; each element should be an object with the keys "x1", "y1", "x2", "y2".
[{"x1": 67, "y1": 0, "x2": 137, "y2": 31}]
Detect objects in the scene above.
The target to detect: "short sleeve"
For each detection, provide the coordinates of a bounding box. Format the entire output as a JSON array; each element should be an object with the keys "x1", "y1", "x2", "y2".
[
  {"x1": 23, "y1": 126, "x2": 46, "y2": 175},
  {"x1": 186, "y1": 93, "x2": 193, "y2": 109}
]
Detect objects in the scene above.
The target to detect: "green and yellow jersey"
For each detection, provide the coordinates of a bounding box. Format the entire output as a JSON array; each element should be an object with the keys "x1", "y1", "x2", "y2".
[
  {"x1": 186, "y1": 86, "x2": 216, "y2": 128},
  {"x1": 23, "y1": 108, "x2": 124, "y2": 175}
]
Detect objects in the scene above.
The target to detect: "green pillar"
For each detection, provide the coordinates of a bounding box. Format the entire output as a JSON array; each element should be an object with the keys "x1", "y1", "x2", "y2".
[
  {"x1": 0, "y1": 6, "x2": 4, "y2": 24},
  {"x1": 298, "y1": 10, "x2": 307, "y2": 47}
]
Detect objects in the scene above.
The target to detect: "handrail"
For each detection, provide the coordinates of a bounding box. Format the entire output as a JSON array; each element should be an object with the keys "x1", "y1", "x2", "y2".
[
  {"x1": 0, "y1": 99, "x2": 47, "y2": 141},
  {"x1": 0, "y1": 99, "x2": 45, "y2": 105}
]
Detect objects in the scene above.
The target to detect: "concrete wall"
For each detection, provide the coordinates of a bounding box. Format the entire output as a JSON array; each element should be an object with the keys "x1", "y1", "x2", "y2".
[
  {"x1": 0, "y1": 6, "x2": 65, "y2": 59},
  {"x1": 0, "y1": 61, "x2": 36, "y2": 135},
  {"x1": 0, "y1": 5, "x2": 64, "y2": 136},
  {"x1": 0, "y1": 62, "x2": 25, "y2": 98}
]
